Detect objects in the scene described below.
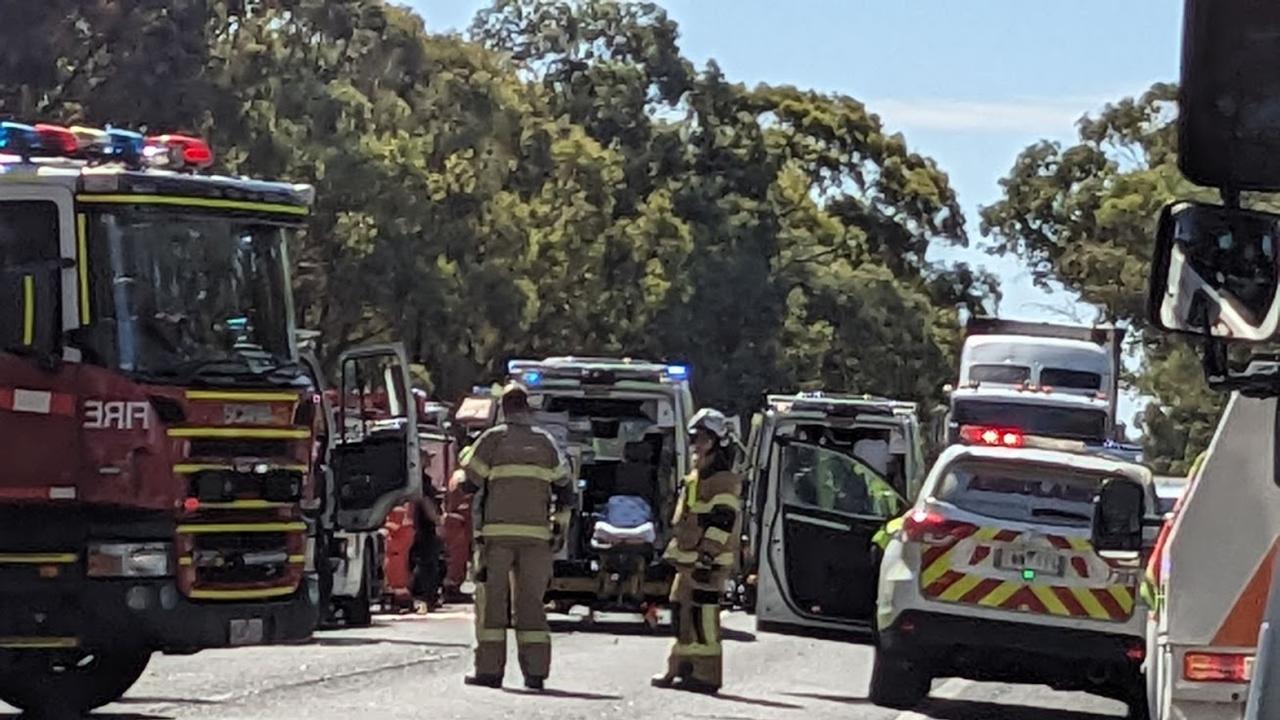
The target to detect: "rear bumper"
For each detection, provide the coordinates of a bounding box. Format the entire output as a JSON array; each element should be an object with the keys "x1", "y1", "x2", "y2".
[
  {"x1": 0, "y1": 574, "x2": 319, "y2": 655},
  {"x1": 881, "y1": 610, "x2": 1145, "y2": 697}
]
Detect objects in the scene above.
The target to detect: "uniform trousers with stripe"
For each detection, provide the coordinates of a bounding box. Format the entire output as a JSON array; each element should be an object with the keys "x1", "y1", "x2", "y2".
[
  {"x1": 665, "y1": 565, "x2": 729, "y2": 687},
  {"x1": 473, "y1": 537, "x2": 554, "y2": 678}
]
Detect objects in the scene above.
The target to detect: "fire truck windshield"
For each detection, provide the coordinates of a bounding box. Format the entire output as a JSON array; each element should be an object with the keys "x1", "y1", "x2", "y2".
[{"x1": 80, "y1": 209, "x2": 299, "y2": 383}]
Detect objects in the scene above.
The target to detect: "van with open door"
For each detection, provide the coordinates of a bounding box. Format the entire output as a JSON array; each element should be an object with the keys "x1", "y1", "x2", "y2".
[
  {"x1": 300, "y1": 342, "x2": 421, "y2": 627},
  {"x1": 506, "y1": 357, "x2": 694, "y2": 618},
  {"x1": 741, "y1": 392, "x2": 924, "y2": 635}
]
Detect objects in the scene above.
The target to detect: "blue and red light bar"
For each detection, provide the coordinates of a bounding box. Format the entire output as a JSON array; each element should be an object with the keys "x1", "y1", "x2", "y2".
[{"x1": 0, "y1": 120, "x2": 212, "y2": 170}]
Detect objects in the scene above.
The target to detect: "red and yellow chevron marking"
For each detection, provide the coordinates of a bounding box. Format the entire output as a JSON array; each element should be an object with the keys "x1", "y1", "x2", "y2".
[{"x1": 918, "y1": 525, "x2": 1136, "y2": 622}]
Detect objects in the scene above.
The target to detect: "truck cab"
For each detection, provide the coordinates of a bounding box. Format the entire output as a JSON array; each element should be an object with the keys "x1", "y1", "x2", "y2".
[
  {"x1": 506, "y1": 357, "x2": 694, "y2": 615},
  {"x1": 739, "y1": 392, "x2": 924, "y2": 636},
  {"x1": 0, "y1": 123, "x2": 417, "y2": 715}
]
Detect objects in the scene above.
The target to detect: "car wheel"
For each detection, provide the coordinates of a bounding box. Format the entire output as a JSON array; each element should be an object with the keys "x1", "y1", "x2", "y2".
[{"x1": 868, "y1": 648, "x2": 930, "y2": 710}]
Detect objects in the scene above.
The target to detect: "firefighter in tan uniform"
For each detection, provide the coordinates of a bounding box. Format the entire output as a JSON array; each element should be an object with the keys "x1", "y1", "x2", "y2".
[
  {"x1": 460, "y1": 382, "x2": 573, "y2": 691},
  {"x1": 652, "y1": 408, "x2": 742, "y2": 694}
]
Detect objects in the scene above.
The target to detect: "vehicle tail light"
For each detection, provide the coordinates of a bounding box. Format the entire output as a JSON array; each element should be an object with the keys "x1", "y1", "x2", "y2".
[
  {"x1": 902, "y1": 509, "x2": 972, "y2": 545},
  {"x1": 1184, "y1": 652, "x2": 1253, "y2": 683},
  {"x1": 958, "y1": 424, "x2": 1024, "y2": 448}
]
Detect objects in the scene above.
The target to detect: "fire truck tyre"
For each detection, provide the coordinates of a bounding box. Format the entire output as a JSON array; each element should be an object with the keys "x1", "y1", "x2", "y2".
[
  {"x1": 868, "y1": 649, "x2": 930, "y2": 710},
  {"x1": 0, "y1": 647, "x2": 152, "y2": 715}
]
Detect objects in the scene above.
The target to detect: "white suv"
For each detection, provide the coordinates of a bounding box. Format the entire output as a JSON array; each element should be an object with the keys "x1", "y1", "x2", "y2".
[{"x1": 874, "y1": 441, "x2": 1153, "y2": 718}]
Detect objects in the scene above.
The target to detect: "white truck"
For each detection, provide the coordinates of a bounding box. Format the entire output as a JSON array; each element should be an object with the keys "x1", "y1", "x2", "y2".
[{"x1": 940, "y1": 317, "x2": 1137, "y2": 458}]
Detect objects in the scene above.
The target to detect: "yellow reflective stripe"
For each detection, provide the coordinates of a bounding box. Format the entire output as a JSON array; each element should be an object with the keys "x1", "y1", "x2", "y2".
[
  {"x1": 289, "y1": 554, "x2": 306, "y2": 564},
  {"x1": 1108, "y1": 585, "x2": 1136, "y2": 615},
  {"x1": 188, "y1": 586, "x2": 297, "y2": 600},
  {"x1": 185, "y1": 390, "x2": 299, "y2": 402},
  {"x1": 173, "y1": 463, "x2": 308, "y2": 475},
  {"x1": 476, "y1": 628, "x2": 506, "y2": 642},
  {"x1": 177, "y1": 522, "x2": 307, "y2": 534},
  {"x1": 489, "y1": 464, "x2": 560, "y2": 482},
  {"x1": 689, "y1": 492, "x2": 741, "y2": 513},
  {"x1": 1070, "y1": 586, "x2": 1109, "y2": 619},
  {"x1": 703, "y1": 527, "x2": 731, "y2": 545},
  {"x1": 480, "y1": 523, "x2": 553, "y2": 540},
  {"x1": 178, "y1": 557, "x2": 193, "y2": 566},
  {"x1": 76, "y1": 213, "x2": 90, "y2": 324},
  {"x1": 937, "y1": 573, "x2": 984, "y2": 602},
  {"x1": 515, "y1": 630, "x2": 551, "y2": 644},
  {"x1": 168, "y1": 427, "x2": 310, "y2": 439},
  {"x1": 976, "y1": 581, "x2": 1020, "y2": 608},
  {"x1": 671, "y1": 642, "x2": 721, "y2": 657},
  {"x1": 76, "y1": 194, "x2": 309, "y2": 217},
  {"x1": 1030, "y1": 584, "x2": 1071, "y2": 616},
  {"x1": 1066, "y1": 537, "x2": 1093, "y2": 552},
  {"x1": 462, "y1": 455, "x2": 491, "y2": 478},
  {"x1": 0, "y1": 636, "x2": 79, "y2": 649},
  {"x1": 0, "y1": 553, "x2": 77, "y2": 564},
  {"x1": 21, "y1": 275, "x2": 34, "y2": 345}
]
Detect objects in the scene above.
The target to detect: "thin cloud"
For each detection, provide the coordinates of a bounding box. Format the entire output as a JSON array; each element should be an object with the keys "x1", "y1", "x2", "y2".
[{"x1": 870, "y1": 96, "x2": 1113, "y2": 135}]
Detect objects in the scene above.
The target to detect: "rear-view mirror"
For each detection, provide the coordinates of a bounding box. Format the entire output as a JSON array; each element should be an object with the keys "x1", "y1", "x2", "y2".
[
  {"x1": 1149, "y1": 201, "x2": 1280, "y2": 342},
  {"x1": 1180, "y1": 0, "x2": 1280, "y2": 190},
  {"x1": 1091, "y1": 478, "x2": 1146, "y2": 555}
]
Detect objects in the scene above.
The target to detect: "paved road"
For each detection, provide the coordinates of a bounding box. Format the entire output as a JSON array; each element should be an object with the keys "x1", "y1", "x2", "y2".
[{"x1": 1, "y1": 607, "x2": 1131, "y2": 720}]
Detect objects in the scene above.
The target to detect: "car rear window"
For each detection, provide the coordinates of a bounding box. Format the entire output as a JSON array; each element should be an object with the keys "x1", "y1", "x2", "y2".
[{"x1": 934, "y1": 460, "x2": 1118, "y2": 527}]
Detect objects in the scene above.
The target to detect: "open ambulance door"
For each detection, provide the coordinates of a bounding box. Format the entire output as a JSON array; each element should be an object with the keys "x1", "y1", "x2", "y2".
[
  {"x1": 755, "y1": 438, "x2": 893, "y2": 639},
  {"x1": 733, "y1": 412, "x2": 768, "y2": 611},
  {"x1": 331, "y1": 343, "x2": 421, "y2": 532}
]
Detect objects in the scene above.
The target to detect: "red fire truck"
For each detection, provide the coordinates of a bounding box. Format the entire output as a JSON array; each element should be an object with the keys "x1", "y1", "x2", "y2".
[{"x1": 0, "y1": 122, "x2": 419, "y2": 715}]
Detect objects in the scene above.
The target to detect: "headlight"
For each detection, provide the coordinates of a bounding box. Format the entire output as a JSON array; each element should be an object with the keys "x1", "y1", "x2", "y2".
[{"x1": 87, "y1": 542, "x2": 174, "y2": 578}]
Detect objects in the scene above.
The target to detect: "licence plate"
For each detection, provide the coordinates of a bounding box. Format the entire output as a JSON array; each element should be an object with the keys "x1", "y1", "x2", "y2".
[
  {"x1": 995, "y1": 547, "x2": 1065, "y2": 577},
  {"x1": 228, "y1": 618, "x2": 264, "y2": 646}
]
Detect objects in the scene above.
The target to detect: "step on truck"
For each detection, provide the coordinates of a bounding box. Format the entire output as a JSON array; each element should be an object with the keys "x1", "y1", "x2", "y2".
[
  {"x1": 0, "y1": 122, "x2": 418, "y2": 715},
  {"x1": 737, "y1": 392, "x2": 925, "y2": 634},
  {"x1": 506, "y1": 357, "x2": 694, "y2": 618}
]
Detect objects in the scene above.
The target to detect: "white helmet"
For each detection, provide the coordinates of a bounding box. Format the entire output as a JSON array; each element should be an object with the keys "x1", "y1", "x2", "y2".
[{"x1": 688, "y1": 408, "x2": 734, "y2": 447}]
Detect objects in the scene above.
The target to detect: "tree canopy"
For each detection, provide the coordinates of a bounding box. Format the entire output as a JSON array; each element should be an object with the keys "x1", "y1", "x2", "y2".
[
  {"x1": 0, "y1": 0, "x2": 995, "y2": 416},
  {"x1": 981, "y1": 83, "x2": 1225, "y2": 473}
]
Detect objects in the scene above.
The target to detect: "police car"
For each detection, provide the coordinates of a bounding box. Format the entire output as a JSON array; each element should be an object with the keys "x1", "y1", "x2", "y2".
[{"x1": 873, "y1": 428, "x2": 1155, "y2": 718}]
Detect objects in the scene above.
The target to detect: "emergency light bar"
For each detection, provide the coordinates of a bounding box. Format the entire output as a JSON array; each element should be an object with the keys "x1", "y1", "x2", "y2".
[
  {"x1": 0, "y1": 120, "x2": 214, "y2": 170},
  {"x1": 958, "y1": 424, "x2": 1101, "y2": 454},
  {"x1": 507, "y1": 358, "x2": 691, "y2": 385}
]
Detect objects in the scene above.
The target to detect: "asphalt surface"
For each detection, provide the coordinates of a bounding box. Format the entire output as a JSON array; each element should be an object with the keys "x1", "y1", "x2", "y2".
[{"x1": 2, "y1": 606, "x2": 1131, "y2": 720}]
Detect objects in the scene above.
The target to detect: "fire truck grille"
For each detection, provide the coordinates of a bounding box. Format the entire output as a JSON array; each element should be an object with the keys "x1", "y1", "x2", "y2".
[
  {"x1": 192, "y1": 533, "x2": 292, "y2": 585},
  {"x1": 188, "y1": 438, "x2": 292, "y2": 459},
  {"x1": 188, "y1": 470, "x2": 303, "y2": 503}
]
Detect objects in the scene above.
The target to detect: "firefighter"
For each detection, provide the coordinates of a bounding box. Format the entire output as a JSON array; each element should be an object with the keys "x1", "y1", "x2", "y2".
[
  {"x1": 460, "y1": 382, "x2": 573, "y2": 691},
  {"x1": 652, "y1": 408, "x2": 743, "y2": 694}
]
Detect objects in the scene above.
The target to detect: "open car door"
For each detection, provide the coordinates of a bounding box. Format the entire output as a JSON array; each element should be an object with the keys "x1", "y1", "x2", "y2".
[
  {"x1": 756, "y1": 439, "x2": 899, "y2": 638},
  {"x1": 332, "y1": 343, "x2": 421, "y2": 532}
]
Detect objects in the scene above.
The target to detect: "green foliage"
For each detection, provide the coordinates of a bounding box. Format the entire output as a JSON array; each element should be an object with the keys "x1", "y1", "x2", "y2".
[
  {"x1": 980, "y1": 83, "x2": 1225, "y2": 472},
  {"x1": 0, "y1": 0, "x2": 994, "y2": 416}
]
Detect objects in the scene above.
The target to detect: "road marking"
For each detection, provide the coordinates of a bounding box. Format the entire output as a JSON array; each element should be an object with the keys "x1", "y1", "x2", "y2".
[{"x1": 894, "y1": 678, "x2": 969, "y2": 720}]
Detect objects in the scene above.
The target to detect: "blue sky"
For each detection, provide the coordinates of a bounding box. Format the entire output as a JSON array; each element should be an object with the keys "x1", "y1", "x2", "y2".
[{"x1": 404, "y1": 0, "x2": 1184, "y2": 426}]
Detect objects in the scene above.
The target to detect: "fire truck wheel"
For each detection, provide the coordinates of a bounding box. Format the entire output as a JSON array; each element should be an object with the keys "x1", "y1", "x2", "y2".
[
  {"x1": 0, "y1": 647, "x2": 152, "y2": 715},
  {"x1": 867, "y1": 649, "x2": 930, "y2": 710},
  {"x1": 346, "y1": 547, "x2": 374, "y2": 627}
]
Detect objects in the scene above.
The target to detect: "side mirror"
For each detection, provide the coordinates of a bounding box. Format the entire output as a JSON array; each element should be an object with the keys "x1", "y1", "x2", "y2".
[
  {"x1": 1149, "y1": 201, "x2": 1280, "y2": 342},
  {"x1": 1091, "y1": 478, "x2": 1146, "y2": 556}
]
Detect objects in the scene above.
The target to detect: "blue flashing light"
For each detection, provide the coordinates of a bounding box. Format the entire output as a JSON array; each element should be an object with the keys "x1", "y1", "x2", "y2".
[
  {"x1": 522, "y1": 370, "x2": 543, "y2": 387},
  {"x1": 106, "y1": 128, "x2": 145, "y2": 162},
  {"x1": 665, "y1": 364, "x2": 690, "y2": 380},
  {"x1": 0, "y1": 122, "x2": 41, "y2": 154}
]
